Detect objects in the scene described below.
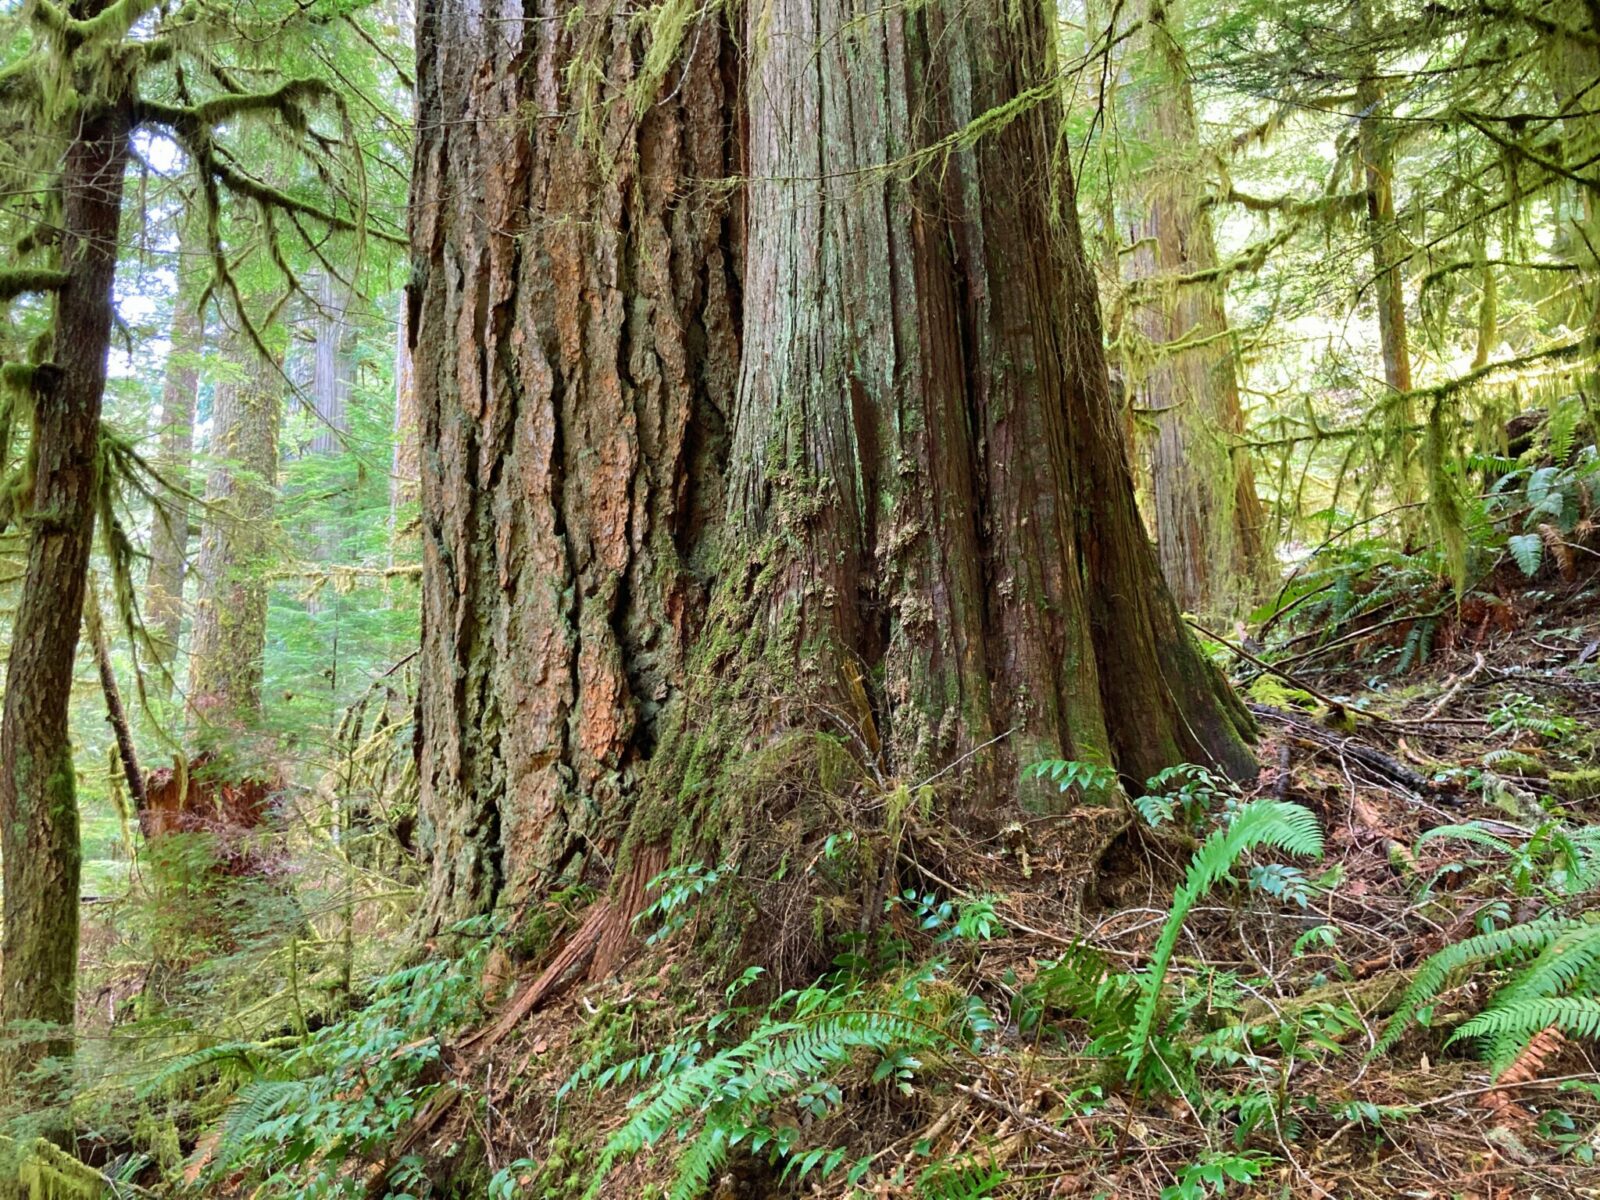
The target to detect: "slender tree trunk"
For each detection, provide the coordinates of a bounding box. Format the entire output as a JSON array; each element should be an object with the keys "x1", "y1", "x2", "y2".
[
  {"x1": 1354, "y1": 4, "x2": 1420, "y2": 519},
  {"x1": 1118, "y1": 0, "x2": 1269, "y2": 619},
  {"x1": 88, "y1": 578, "x2": 146, "y2": 815},
  {"x1": 187, "y1": 334, "x2": 281, "y2": 735},
  {"x1": 0, "y1": 104, "x2": 131, "y2": 1086},
  {"x1": 410, "y1": 0, "x2": 1254, "y2": 930},
  {"x1": 144, "y1": 214, "x2": 205, "y2": 690}
]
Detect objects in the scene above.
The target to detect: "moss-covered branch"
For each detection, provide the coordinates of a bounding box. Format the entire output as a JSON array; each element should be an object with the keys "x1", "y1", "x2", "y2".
[
  {"x1": 137, "y1": 78, "x2": 335, "y2": 133},
  {"x1": 0, "y1": 269, "x2": 68, "y2": 302}
]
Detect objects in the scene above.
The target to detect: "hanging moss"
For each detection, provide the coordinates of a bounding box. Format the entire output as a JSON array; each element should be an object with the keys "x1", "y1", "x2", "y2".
[{"x1": 0, "y1": 1135, "x2": 107, "y2": 1200}]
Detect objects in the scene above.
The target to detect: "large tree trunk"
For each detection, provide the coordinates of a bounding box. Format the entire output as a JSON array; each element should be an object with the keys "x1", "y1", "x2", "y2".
[
  {"x1": 187, "y1": 334, "x2": 281, "y2": 735},
  {"x1": 144, "y1": 214, "x2": 205, "y2": 690},
  {"x1": 410, "y1": 0, "x2": 1254, "y2": 930},
  {"x1": 0, "y1": 105, "x2": 131, "y2": 1086},
  {"x1": 1118, "y1": 1, "x2": 1269, "y2": 619}
]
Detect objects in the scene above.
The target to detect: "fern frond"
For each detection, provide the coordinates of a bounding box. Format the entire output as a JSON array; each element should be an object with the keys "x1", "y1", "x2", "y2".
[
  {"x1": 215, "y1": 1078, "x2": 306, "y2": 1167},
  {"x1": 1414, "y1": 823, "x2": 1517, "y2": 858},
  {"x1": 1451, "y1": 996, "x2": 1600, "y2": 1053},
  {"x1": 1372, "y1": 917, "x2": 1567, "y2": 1056},
  {"x1": 668, "y1": 1124, "x2": 730, "y2": 1200},
  {"x1": 137, "y1": 1040, "x2": 291, "y2": 1097},
  {"x1": 1125, "y1": 800, "x2": 1323, "y2": 1079},
  {"x1": 918, "y1": 1158, "x2": 1007, "y2": 1199}
]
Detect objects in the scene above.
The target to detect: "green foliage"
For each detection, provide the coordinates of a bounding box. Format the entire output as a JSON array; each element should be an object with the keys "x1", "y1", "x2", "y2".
[
  {"x1": 183, "y1": 921, "x2": 494, "y2": 1198},
  {"x1": 1024, "y1": 758, "x2": 1119, "y2": 803},
  {"x1": 1124, "y1": 801, "x2": 1324, "y2": 1082},
  {"x1": 1374, "y1": 914, "x2": 1600, "y2": 1070},
  {"x1": 1139, "y1": 763, "x2": 1234, "y2": 829},
  {"x1": 1160, "y1": 1149, "x2": 1273, "y2": 1200},
  {"x1": 580, "y1": 968, "x2": 988, "y2": 1200}
]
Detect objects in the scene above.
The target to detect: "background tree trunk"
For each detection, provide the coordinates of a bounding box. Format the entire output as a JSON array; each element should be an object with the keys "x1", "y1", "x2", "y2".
[
  {"x1": 144, "y1": 214, "x2": 205, "y2": 690},
  {"x1": 1120, "y1": 0, "x2": 1270, "y2": 619},
  {"x1": 0, "y1": 105, "x2": 131, "y2": 1086},
  {"x1": 388, "y1": 299, "x2": 418, "y2": 563},
  {"x1": 188, "y1": 334, "x2": 281, "y2": 735},
  {"x1": 1354, "y1": 2, "x2": 1420, "y2": 520},
  {"x1": 307, "y1": 271, "x2": 354, "y2": 459},
  {"x1": 410, "y1": 0, "x2": 1254, "y2": 931}
]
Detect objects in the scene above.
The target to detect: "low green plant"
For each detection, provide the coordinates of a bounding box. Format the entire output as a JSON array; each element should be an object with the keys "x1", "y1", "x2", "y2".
[
  {"x1": 1373, "y1": 913, "x2": 1600, "y2": 1070},
  {"x1": 1416, "y1": 819, "x2": 1600, "y2": 900},
  {"x1": 178, "y1": 919, "x2": 496, "y2": 1198},
  {"x1": 1160, "y1": 1149, "x2": 1273, "y2": 1200},
  {"x1": 1024, "y1": 758, "x2": 1119, "y2": 803}
]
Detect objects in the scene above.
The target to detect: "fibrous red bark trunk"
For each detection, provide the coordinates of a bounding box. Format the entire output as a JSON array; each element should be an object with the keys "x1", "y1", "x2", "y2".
[
  {"x1": 1118, "y1": 0, "x2": 1270, "y2": 619},
  {"x1": 410, "y1": 0, "x2": 1254, "y2": 930},
  {"x1": 0, "y1": 103, "x2": 131, "y2": 1084}
]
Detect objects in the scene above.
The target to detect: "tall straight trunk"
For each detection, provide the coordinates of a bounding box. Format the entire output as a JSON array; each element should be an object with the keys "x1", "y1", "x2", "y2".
[
  {"x1": 1357, "y1": 80, "x2": 1412, "y2": 396},
  {"x1": 144, "y1": 215, "x2": 205, "y2": 689},
  {"x1": 308, "y1": 271, "x2": 353, "y2": 458},
  {"x1": 188, "y1": 335, "x2": 281, "y2": 734},
  {"x1": 1120, "y1": 0, "x2": 1269, "y2": 618},
  {"x1": 411, "y1": 0, "x2": 1254, "y2": 929},
  {"x1": 388, "y1": 299, "x2": 418, "y2": 563},
  {"x1": 1354, "y1": 2, "x2": 1419, "y2": 518},
  {"x1": 0, "y1": 104, "x2": 131, "y2": 1086}
]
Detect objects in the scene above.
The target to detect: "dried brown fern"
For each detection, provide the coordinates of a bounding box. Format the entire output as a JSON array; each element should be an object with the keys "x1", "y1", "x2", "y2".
[{"x1": 1479, "y1": 1025, "x2": 1566, "y2": 1128}]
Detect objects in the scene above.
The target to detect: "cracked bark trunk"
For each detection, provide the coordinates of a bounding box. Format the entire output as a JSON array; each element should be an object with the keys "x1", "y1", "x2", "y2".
[{"x1": 410, "y1": 0, "x2": 1254, "y2": 930}]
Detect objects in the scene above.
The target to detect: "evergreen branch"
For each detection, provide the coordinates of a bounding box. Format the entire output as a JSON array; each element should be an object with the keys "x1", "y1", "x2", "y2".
[{"x1": 199, "y1": 149, "x2": 405, "y2": 247}]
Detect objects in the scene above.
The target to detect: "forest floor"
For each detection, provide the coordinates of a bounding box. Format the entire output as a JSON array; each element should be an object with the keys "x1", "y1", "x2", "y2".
[{"x1": 389, "y1": 565, "x2": 1600, "y2": 1200}]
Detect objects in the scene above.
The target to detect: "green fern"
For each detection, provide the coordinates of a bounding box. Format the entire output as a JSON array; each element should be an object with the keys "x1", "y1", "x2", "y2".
[
  {"x1": 1451, "y1": 997, "x2": 1600, "y2": 1056},
  {"x1": 1124, "y1": 800, "x2": 1323, "y2": 1081},
  {"x1": 215, "y1": 1078, "x2": 307, "y2": 1168},
  {"x1": 917, "y1": 1159, "x2": 1007, "y2": 1199},
  {"x1": 584, "y1": 980, "x2": 980, "y2": 1199},
  {"x1": 1372, "y1": 916, "x2": 1570, "y2": 1056},
  {"x1": 1458, "y1": 918, "x2": 1600, "y2": 1070},
  {"x1": 137, "y1": 1040, "x2": 292, "y2": 1098}
]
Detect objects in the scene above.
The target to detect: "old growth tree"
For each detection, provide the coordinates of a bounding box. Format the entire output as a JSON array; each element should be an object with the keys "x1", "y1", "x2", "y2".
[{"x1": 410, "y1": 0, "x2": 1256, "y2": 929}]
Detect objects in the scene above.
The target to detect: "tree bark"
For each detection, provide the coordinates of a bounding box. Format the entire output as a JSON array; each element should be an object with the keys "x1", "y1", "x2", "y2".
[
  {"x1": 88, "y1": 578, "x2": 146, "y2": 815},
  {"x1": 410, "y1": 0, "x2": 1255, "y2": 930},
  {"x1": 307, "y1": 270, "x2": 354, "y2": 458},
  {"x1": 1354, "y1": 2, "x2": 1420, "y2": 518},
  {"x1": 144, "y1": 212, "x2": 205, "y2": 690},
  {"x1": 0, "y1": 103, "x2": 131, "y2": 1086},
  {"x1": 187, "y1": 333, "x2": 281, "y2": 735},
  {"x1": 1117, "y1": 0, "x2": 1270, "y2": 619}
]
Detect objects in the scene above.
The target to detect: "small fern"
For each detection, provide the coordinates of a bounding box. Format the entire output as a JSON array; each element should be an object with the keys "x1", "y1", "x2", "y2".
[
  {"x1": 1124, "y1": 800, "x2": 1323, "y2": 1081},
  {"x1": 582, "y1": 973, "x2": 988, "y2": 1199}
]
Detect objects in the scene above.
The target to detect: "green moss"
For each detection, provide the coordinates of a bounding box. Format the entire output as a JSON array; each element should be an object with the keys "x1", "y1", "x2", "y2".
[{"x1": 1549, "y1": 768, "x2": 1600, "y2": 801}]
